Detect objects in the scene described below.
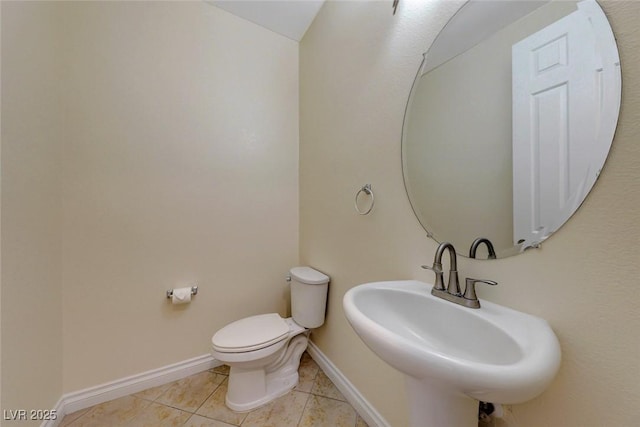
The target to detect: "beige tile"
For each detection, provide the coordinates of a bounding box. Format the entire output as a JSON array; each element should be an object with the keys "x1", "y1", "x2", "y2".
[
  {"x1": 128, "y1": 402, "x2": 190, "y2": 426},
  {"x1": 196, "y1": 382, "x2": 247, "y2": 426},
  {"x1": 156, "y1": 371, "x2": 226, "y2": 412},
  {"x1": 295, "y1": 352, "x2": 319, "y2": 393},
  {"x1": 133, "y1": 382, "x2": 172, "y2": 402},
  {"x1": 70, "y1": 395, "x2": 151, "y2": 427},
  {"x1": 241, "y1": 390, "x2": 309, "y2": 427},
  {"x1": 57, "y1": 408, "x2": 90, "y2": 427},
  {"x1": 310, "y1": 371, "x2": 346, "y2": 401},
  {"x1": 356, "y1": 414, "x2": 370, "y2": 427},
  {"x1": 211, "y1": 364, "x2": 230, "y2": 375},
  {"x1": 298, "y1": 395, "x2": 357, "y2": 427},
  {"x1": 184, "y1": 414, "x2": 237, "y2": 427}
]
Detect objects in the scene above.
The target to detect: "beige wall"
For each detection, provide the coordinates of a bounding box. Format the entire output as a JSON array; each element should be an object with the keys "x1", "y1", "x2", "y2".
[
  {"x1": 1, "y1": 1, "x2": 65, "y2": 421},
  {"x1": 60, "y1": 1, "x2": 299, "y2": 392},
  {"x1": 1, "y1": 0, "x2": 3, "y2": 411},
  {"x1": 1, "y1": 0, "x2": 299, "y2": 406},
  {"x1": 300, "y1": 1, "x2": 640, "y2": 426}
]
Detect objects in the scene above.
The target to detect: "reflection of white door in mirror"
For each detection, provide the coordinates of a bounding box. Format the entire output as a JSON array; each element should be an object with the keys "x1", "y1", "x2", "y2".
[
  {"x1": 511, "y1": 0, "x2": 617, "y2": 250},
  {"x1": 401, "y1": 0, "x2": 621, "y2": 259}
]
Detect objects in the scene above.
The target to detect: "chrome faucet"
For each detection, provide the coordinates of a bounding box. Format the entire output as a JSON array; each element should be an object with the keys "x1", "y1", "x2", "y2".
[
  {"x1": 421, "y1": 242, "x2": 460, "y2": 294},
  {"x1": 422, "y1": 242, "x2": 497, "y2": 308},
  {"x1": 469, "y1": 237, "x2": 497, "y2": 259}
]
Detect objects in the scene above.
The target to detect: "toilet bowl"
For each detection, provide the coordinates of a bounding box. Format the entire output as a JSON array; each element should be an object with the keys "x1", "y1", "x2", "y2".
[{"x1": 211, "y1": 267, "x2": 330, "y2": 412}]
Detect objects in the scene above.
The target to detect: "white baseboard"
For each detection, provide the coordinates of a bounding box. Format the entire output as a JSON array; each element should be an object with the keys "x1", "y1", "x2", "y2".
[
  {"x1": 306, "y1": 341, "x2": 391, "y2": 427},
  {"x1": 43, "y1": 344, "x2": 388, "y2": 427},
  {"x1": 43, "y1": 354, "x2": 219, "y2": 427}
]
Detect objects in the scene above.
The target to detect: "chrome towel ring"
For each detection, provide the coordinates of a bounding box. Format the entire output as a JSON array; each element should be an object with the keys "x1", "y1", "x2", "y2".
[{"x1": 355, "y1": 184, "x2": 375, "y2": 215}]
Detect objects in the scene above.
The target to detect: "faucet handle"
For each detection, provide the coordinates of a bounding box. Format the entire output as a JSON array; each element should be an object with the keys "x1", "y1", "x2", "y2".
[
  {"x1": 463, "y1": 278, "x2": 498, "y2": 301},
  {"x1": 421, "y1": 263, "x2": 445, "y2": 291},
  {"x1": 421, "y1": 264, "x2": 442, "y2": 273}
]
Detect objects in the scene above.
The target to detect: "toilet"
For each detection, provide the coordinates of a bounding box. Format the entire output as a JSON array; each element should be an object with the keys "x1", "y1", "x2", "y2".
[{"x1": 211, "y1": 266, "x2": 330, "y2": 412}]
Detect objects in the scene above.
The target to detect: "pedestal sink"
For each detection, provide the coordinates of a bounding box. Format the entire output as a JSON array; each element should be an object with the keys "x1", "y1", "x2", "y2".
[{"x1": 343, "y1": 280, "x2": 561, "y2": 427}]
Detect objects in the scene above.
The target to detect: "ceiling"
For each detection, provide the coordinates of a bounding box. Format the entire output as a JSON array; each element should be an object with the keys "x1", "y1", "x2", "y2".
[{"x1": 209, "y1": 0, "x2": 325, "y2": 42}]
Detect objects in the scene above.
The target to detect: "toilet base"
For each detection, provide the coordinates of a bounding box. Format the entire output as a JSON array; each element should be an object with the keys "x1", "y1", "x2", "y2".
[
  {"x1": 226, "y1": 368, "x2": 300, "y2": 412},
  {"x1": 225, "y1": 334, "x2": 308, "y2": 412}
]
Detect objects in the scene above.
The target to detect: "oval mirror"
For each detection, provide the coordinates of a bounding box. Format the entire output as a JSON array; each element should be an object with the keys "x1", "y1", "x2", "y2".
[{"x1": 402, "y1": 0, "x2": 621, "y2": 259}]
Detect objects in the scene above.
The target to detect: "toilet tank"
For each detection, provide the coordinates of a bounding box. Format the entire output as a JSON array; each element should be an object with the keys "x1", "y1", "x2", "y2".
[{"x1": 289, "y1": 266, "x2": 330, "y2": 328}]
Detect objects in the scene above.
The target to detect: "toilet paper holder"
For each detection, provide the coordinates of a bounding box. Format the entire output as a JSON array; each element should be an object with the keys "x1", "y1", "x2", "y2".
[{"x1": 166, "y1": 286, "x2": 198, "y2": 299}]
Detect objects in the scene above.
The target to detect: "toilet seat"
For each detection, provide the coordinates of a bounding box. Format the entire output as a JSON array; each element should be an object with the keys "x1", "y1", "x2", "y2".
[{"x1": 212, "y1": 313, "x2": 289, "y2": 353}]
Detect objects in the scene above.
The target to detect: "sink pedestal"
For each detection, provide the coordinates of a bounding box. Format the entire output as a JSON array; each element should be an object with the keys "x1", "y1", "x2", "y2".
[{"x1": 406, "y1": 377, "x2": 478, "y2": 427}]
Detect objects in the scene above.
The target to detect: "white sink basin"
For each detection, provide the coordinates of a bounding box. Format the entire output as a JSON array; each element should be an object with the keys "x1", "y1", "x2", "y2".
[{"x1": 343, "y1": 280, "x2": 561, "y2": 426}]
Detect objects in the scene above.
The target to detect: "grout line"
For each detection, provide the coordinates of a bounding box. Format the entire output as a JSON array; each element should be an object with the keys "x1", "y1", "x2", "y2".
[
  {"x1": 296, "y1": 390, "x2": 312, "y2": 427},
  {"x1": 295, "y1": 355, "x2": 320, "y2": 427},
  {"x1": 191, "y1": 373, "x2": 228, "y2": 417},
  {"x1": 61, "y1": 408, "x2": 90, "y2": 427},
  {"x1": 192, "y1": 385, "x2": 218, "y2": 416},
  {"x1": 309, "y1": 392, "x2": 350, "y2": 404}
]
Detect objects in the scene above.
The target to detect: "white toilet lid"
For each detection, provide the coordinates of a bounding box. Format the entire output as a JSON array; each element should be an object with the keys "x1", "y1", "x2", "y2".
[{"x1": 212, "y1": 313, "x2": 290, "y2": 353}]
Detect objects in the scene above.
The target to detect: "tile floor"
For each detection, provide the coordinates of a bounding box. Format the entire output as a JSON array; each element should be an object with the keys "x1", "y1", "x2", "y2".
[{"x1": 59, "y1": 352, "x2": 370, "y2": 427}]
